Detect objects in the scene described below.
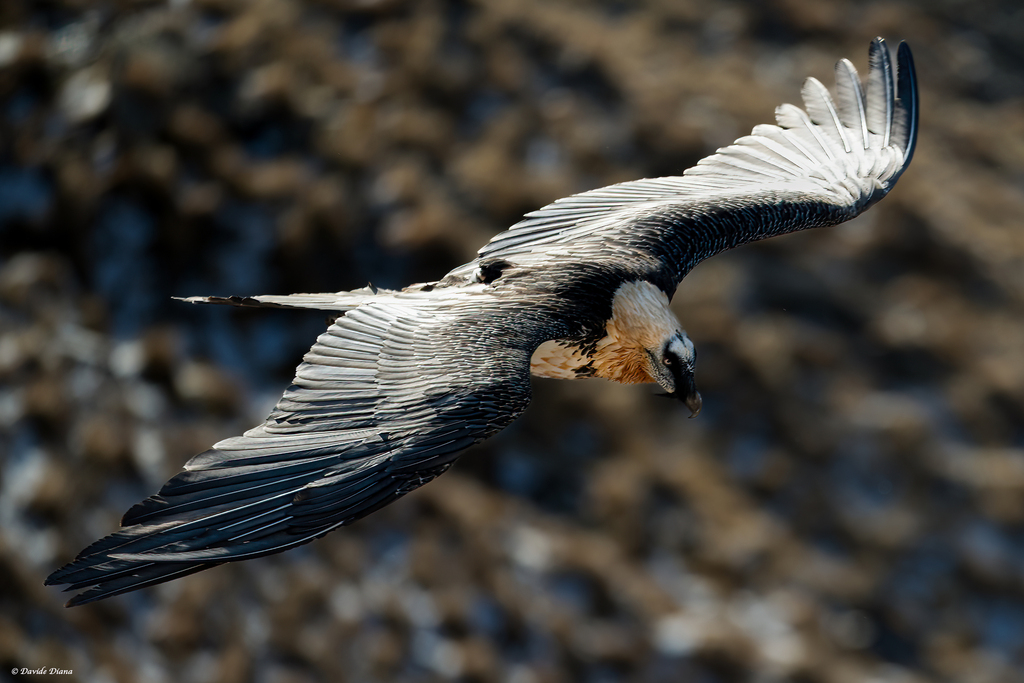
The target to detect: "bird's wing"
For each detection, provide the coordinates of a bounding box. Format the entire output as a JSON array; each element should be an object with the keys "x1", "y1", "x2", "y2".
[
  {"x1": 46, "y1": 288, "x2": 535, "y2": 606},
  {"x1": 452, "y1": 39, "x2": 917, "y2": 293}
]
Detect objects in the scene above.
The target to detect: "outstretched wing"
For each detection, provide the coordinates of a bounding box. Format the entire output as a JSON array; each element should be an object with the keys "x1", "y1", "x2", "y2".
[
  {"x1": 46, "y1": 288, "x2": 535, "y2": 606},
  {"x1": 449, "y1": 39, "x2": 918, "y2": 294}
]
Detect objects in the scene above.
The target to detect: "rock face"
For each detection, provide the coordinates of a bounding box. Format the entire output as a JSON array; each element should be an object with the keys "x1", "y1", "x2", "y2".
[{"x1": 3, "y1": 1, "x2": 1024, "y2": 681}]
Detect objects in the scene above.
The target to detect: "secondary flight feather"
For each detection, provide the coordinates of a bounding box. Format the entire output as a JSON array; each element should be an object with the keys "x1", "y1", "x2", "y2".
[{"x1": 48, "y1": 38, "x2": 917, "y2": 606}]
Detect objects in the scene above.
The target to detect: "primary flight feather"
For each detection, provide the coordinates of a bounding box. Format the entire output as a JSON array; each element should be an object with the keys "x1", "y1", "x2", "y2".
[{"x1": 47, "y1": 38, "x2": 918, "y2": 606}]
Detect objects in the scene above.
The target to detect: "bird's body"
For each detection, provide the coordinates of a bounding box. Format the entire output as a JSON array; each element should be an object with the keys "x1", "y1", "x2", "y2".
[{"x1": 48, "y1": 39, "x2": 918, "y2": 606}]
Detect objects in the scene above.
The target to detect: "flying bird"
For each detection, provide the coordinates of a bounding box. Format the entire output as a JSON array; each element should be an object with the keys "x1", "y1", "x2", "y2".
[{"x1": 48, "y1": 38, "x2": 918, "y2": 606}]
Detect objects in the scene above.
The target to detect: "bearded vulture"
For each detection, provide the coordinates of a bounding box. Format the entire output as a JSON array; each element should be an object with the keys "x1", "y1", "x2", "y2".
[{"x1": 47, "y1": 38, "x2": 917, "y2": 606}]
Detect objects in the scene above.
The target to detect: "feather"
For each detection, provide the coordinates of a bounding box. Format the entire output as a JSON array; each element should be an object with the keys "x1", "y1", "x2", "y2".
[
  {"x1": 801, "y1": 76, "x2": 851, "y2": 153},
  {"x1": 893, "y1": 41, "x2": 919, "y2": 169},
  {"x1": 866, "y1": 37, "x2": 895, "y2": 145},
  {"x1": 834, "y1": 58, "x2": 869, "y2": 149}
]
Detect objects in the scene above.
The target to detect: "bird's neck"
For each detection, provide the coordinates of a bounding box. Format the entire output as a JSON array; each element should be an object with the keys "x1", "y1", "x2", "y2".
[
  {"x1": 592, "y1": 280, "x2": 681, "y2": 383},
  {"x1": 530, "y1": 280, "x2": 682, "y2": 385}
]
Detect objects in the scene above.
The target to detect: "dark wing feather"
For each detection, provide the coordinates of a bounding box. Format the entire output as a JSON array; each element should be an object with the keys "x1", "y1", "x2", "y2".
[
  {"x1": 46, "y1": 289, "x2": 535, "y2": 606},
  {"x1": 448, "y1": 39, "x2": 918, "y2": 292}
]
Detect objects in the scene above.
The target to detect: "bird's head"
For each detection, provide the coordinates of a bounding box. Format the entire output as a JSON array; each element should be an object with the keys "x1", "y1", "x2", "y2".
[{"x1": 646, "y1": 331, "x2": 702, "y2": 417}]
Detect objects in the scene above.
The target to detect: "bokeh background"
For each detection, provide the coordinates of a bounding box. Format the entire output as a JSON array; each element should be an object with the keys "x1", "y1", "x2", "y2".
[{"x1": 3, "y1": 0, "x2": 1024, "y2": 681}]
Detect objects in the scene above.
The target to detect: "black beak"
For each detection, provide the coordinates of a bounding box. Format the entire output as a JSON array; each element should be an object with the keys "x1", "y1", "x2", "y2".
[
  {"x1": 657, "y1": 368, "x2": 702, "y2": 417},
  {"x1": 652, "y1": 347, "x2": 702, "y2": 417},
  {"x1": 667, "y1": 360, "x2": 700, "y2": 419},
  {"x1": 683, "y1": 390, "x2": 702, "y2": 418},
  {"x1": 677, "y1": 371, "x2": 702, "y2": 418}
]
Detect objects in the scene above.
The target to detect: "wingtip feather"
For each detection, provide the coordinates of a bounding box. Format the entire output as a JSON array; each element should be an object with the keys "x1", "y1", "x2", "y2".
[
  {"x1": 833, "y1": 57, "x2": 869, "y2": 149},
  {"x1": 866, "y1": 37, "x2": 895, "y2": 145},
  {"x1": 801, "y1": 76, "x2": 852, "y2": 153},
  {"x1": 895, "y1": 41, "x2": 918, "y2": 169}
]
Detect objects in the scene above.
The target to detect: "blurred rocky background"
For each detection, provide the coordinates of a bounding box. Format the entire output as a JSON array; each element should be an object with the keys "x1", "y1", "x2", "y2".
[{"x1": 2, "y1": 0, "x2": 1024, "y2": 681}]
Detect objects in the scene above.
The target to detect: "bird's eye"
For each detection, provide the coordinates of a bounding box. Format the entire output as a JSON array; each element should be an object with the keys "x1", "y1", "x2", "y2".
[{"x1": 663, "y1": 355, "x2": 673, "y2": 366}]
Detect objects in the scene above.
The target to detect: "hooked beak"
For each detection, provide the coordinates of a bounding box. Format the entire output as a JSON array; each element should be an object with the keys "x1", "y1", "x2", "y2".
[
  {"x1": 677, "y1": 372, "x2": 702, "y2": 418},
  {"x1": 683, "y1": 389, "x2": 702, "y2": 418},
  {"x1": 650, "y1": 340, "x2": 702, "y2": 417},
  {"x1": 657, "y1": 368, "x2": 702, "y2": 417}
]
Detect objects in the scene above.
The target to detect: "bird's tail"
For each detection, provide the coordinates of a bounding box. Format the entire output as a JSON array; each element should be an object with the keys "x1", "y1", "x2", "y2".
[{"x1": 175, "y1": 285, "x2": 379, "y2": 312}]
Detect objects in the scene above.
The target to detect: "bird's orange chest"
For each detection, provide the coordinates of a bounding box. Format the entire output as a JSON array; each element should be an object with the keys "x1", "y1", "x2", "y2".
[
  {"x1": 529, "y1": 280, "x2": 680, "y2": 386},
  {"x1": 528, "y1": 335, "x2": 654, "y2": 384}
]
